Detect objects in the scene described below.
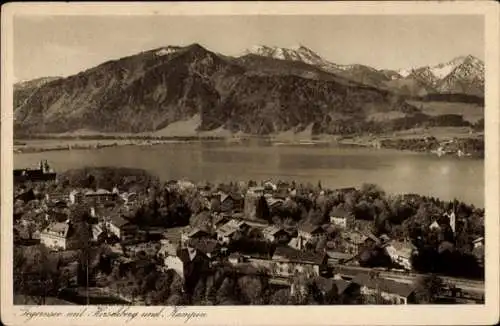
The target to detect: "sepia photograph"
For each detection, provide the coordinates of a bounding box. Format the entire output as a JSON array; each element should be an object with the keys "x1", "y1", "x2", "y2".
[{"x1": 1, "y1": 2, "x2": 499, "y2": 326}]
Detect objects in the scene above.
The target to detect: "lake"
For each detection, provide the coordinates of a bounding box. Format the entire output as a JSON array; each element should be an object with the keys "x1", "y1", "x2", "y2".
[{"x1": 14, "y1": 141, "x2": 484, "y2": 207}]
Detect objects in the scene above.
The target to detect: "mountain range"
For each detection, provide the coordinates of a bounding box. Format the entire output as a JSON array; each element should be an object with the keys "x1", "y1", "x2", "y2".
[
  {"x1": 14, "y1": 44, "x2": 484, "y2": 135},
  {"x1": 245, "y1": 45, "x2": 484, "y2": 97}
]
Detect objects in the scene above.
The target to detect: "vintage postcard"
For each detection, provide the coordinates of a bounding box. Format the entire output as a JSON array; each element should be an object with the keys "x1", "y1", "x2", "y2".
[{"x1": 1, "y1": 2, "x2": 499, "y2": 326}]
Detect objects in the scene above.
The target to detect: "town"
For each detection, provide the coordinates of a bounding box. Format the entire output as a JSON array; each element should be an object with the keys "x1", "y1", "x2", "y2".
[{"x1": 13, "y1": 162, "x2": 485, "y2": 305}]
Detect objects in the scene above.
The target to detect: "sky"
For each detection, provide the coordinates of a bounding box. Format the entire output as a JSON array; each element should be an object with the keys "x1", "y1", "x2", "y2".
[{"x1": 13, "y1": 15, "x2": 484, "y2": 82}]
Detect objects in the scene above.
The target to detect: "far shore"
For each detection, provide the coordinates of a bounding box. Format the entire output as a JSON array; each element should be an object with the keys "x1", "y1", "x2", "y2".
[{"x1": 13, "y1": 126, "x2": 484, "y2": 156}]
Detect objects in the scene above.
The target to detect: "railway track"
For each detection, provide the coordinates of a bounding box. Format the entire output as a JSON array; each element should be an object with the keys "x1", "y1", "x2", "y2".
[{"x1": 335, "y1": 265, "x2": 484, "y2": 293}]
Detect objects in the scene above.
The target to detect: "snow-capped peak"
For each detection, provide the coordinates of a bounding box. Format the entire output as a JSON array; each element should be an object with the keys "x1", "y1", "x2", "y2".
[
  {"x1": 397, "y1": 55, "x2": 484, "y2": 80},
  {"x1": 244, "y1": 44, "x2": 326, "y2": 66},
  {"x1": 155, "y1": 46, "x2": 180, "y2": 57}
]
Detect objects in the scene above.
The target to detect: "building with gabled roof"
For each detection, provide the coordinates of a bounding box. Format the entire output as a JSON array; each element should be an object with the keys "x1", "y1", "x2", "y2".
[
  {"x1": 262, "y1": 225, "x2": 289, "y2": 243},
  {"x1": 40, "y1": 221, "x2": 72, "y2": 250},
  {"x1": 216, "y1": 219, "x2": 249, "y2": 245},
  {"x1": 330, "y1": 206, "x2": 352, "y2": 228},
  {"x1": 181, "y1": 226, "x2": 211, "y2": 247},
  {"x1": 384, "y1": 239, "x2": 417, "y2": 271},
  {"x1": 271, "y1": 246, "x2": 327, "y2": 278},
  {"x1": 103, "y1": 214, "x2": 137, "y2": 243},
  {"x1": 352, "y1": 274, "x2": 416, "y2": 304}
]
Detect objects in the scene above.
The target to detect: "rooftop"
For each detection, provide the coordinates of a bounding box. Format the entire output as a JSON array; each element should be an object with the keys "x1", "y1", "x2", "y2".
[
  {"x1": 352, "y1": 274, "x2": 415, "y2": 298},
  {"x1": 188, "y1": 238, "x2": 220, "y2": 254},
  {"x1": 262, "y1": 225, "x2": 285, "y2": 236},
  {"x1": 272, "y1": 246, "x2": 326, "y2": 265},
  {"x1": 325, "y1": 251, "x2": 354, "y2": 261},
  {"x1": 314, "y1": 276, "x2": 355, "y2": 295},
  {"x1": 217, "y1": 219, "x2": 248, "y2": 236},
  {"x1": 43, "y1": 222, "x2": 70, "y2": 238},
  {"x1": 108, "y1": 215, "x2": 131, "y2": 228}
]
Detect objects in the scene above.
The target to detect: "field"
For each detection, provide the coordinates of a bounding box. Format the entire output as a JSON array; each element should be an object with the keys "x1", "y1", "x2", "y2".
[{"x1": 407, "y1": 100, "x2": 484, "y2": 123}]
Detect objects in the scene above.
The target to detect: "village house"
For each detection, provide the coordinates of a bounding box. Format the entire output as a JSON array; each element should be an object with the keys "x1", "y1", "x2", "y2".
[
  {"x1": 299, "y1": 224, "x2": 327, "y2": 242},
  {"x1": 187, "y1": 238, "x2": 221, "y2": 260},
  {"x1": 325, "y1": 250, "x2": 354, "y2": 266},
  {"x1": 181, "y1": 227, "x2": 211, "y2": 247},
  {"x1": 271, "y1": 246, "x2": 327, "y2": 278},
  {"x1": 217, "y1": 192, "x2": 245, "y2": 214},
  {"x1": 383, "y1": 240, "x2": 417, "y2": 271},
  {"x1": 40, "y1": 221, "x2": 72, "y2": 251},
  {"x1": 314, "y1": 276, "x2": 362, "y2": 304},
  {"x1": 216, "y1": 220, "x2": 249, "y2": 245},
  {"x1": 472, "y1": 237, "x2": 484, "y2": 268},
  {"x1": 103, "y1": 215, "x2": 138, "y2": 243},
  {"x1": 290, "y1": 224, "x2": 327, "y2": 250},
  {"x1": 212, "y1": 214, "x2": 231, "y2": 229},
  {"x1": 262, "y1": 225, "x2": 290, "y2": 243},
  {"x1": 329, "y1": 207, "x2": 352, "y2": 228},
  {"x1": 342, "y1": 231, "x2": 369, "y2": 255},
  {"x1": 265, "y1": 196, "x2": 285, "y2": 210},
  {"x1": 84, "y1": 189, "x2": 119, "y2": 205},
  {"x1": 352, "y1": 274, "x2": 416, "y2": 304},
  {"x1": 124, "y1": 241, "x2": 161, "y2": 258},
  {"x1": 45, "y1": 190, "x2": 69, "y2": 204}
]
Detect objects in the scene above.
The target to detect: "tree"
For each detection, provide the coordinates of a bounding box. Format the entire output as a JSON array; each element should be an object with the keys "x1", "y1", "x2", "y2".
[
  {"x1": 216, "y1": 277, "x2": 238, "y2": 305},
  {"x1": 361, "y1": 183, "x2": 385, "y2": 200},
  {"x1": 237, "y1": 275, "x2": 264, "y2": 305},
  {"x1": 324, "y1": 282, "x2": 340, "y2": 305},
  {"x1": 269, "y1": 288, "x2": 290, "y2": 305},
  {"x1": 414, "y1": 274, "x2": 444, "y2": 303}
]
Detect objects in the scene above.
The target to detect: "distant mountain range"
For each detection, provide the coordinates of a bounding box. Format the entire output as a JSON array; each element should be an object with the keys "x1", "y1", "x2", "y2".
[
  {"x1": 14, "y1": 44, "x2": 484, "y2": 135},
  {"x1": 245, "y1": 45, "x2": 484, "y2": 97}
]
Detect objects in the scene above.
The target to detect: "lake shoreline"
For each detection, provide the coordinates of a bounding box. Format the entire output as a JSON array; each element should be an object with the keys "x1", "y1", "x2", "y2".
[{"x1": 14, "y1": 133, "x2": 485, "y2": 159}]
